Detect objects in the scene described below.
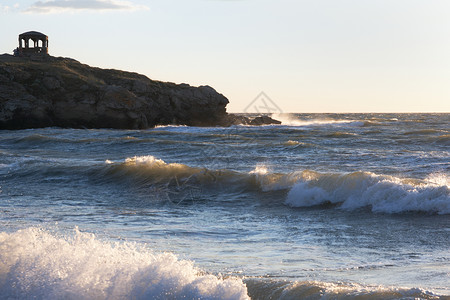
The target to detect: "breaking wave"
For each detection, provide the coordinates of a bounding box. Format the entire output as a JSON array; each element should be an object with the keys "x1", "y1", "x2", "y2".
[
  {"x1": 104, "y1": 156, "x2": 450, "y2": 214},
  {"x1": 286, "y1": 171, "x2": 450, "y2": 214},
  {"x1": 0, "y1": 227, "x2": 248, "y2": 300},
  {"x1": 105, "y1": 155, "x2": 245, "y2": 187},
  {"x1": 271, "y1": 113, "x2": 364, "y2": 127},
  {"x1": 1, "y1": 227, "x2": 445, "y2": 299}
]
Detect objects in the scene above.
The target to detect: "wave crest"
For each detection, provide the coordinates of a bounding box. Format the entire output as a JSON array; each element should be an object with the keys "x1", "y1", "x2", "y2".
[
  {"x1": 104, "y1": 156, "x2": 450, "y2": 214},
  {"x1": 105, "y1": 156, "x2": 297, "y2": 194},
  {"x1": 108, "y1": 155, "x2": 203, "y2": 184},
  {"x1": 271, "y1": 113, "x2": 363, "y2": 127},
  {"x1": 0, "y1": 227, "x2": 248, "y2": 300},
  {"x1": 286, "y1": 171, "x2": 450, "y2": 214}
]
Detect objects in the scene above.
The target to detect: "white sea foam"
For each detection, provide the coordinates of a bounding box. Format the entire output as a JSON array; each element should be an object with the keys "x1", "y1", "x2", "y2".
[
  {"x1": 122, "y1": 155, "x2": 199, "y2": 180},
  {"x1": 154, "y1": 125, "x2": 189, "y2": 129},
  {"x1": 248, "y1": 165, "x2": 301, "y2": 192},
  {"x1": 284, "y1": 140, "x2": 301, "y2": 146},
  {"x1": 249, "y1": 165, "x2": 269, "y2": 175},
  {"x1": 152, "y1": 125, "x2": 217, "y2": 134},
  {"x1": 286, "y1": 171, "x2": 450, "y2": 214},
  {"x1": 425, "y1": 172, "x2": 449, "y2": 187},
  {"x1": 110, "y1": 156, "x2": 450, "y2": 214},
  {"x1": 271, "y1": 113, "x2": 363, "y2": 127},
  {"x1": 0, "y1": 227, "x2": 248, "y2": 300},
  {"x1": 125, "y1": 155, "x2": 168, "y2": 166}
]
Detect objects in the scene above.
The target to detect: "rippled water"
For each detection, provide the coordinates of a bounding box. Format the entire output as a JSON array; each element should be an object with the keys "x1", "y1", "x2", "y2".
[{"x1": 0, "y1": 113, "x2": 449, "y2": 299}]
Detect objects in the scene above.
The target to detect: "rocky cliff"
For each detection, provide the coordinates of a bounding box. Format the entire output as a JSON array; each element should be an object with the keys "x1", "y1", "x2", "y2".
[{"x1": 1, "y1": 54, "x2": 256, "y2": 129}]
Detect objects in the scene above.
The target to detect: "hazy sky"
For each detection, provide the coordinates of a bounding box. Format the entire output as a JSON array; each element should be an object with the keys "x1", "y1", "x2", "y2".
[{"x1": 1, "y1": 0, "x2": 449, "y2": 112}]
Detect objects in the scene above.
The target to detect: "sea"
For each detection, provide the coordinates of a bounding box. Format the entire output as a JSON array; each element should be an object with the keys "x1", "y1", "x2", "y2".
[{"x1": 0, "y1": 113, "x2": 449, "y2": 299}]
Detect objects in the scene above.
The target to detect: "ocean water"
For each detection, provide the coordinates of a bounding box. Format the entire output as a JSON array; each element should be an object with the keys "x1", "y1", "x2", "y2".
[{"x1": 0, "y1": 113, "x2": 449, "y2": 299}]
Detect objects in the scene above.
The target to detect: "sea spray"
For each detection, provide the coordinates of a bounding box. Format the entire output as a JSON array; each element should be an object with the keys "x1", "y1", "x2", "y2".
[
  {"x1": 0, "y1": 227, "x2": 249, "y2": 300},
  {"x1": 286, "y1": 171, "x2": 450, "y2": 214},
  {"x1": 271, "y1": 113, "x2": 363, "y2": 127}
]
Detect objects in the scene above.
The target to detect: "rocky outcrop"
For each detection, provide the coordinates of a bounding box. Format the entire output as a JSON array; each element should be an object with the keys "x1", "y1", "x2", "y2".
[
  {"x1": 0, "y1": 54, "x2": 280, "y2": 129},
  {"x1": 218, "y1": 114, "x2": 282, "y2": 126}
]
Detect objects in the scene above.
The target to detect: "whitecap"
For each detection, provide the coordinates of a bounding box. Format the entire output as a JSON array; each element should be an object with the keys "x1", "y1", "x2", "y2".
[
  {"x1": 0, "y1": 227, "x2": 249, "y2": 300},
  {"x1": 271, "y1": 113, "x2": 363, "y2": 127},
  {"x1": 286, "y1": 171, "x2": 450, "y2": 214}
]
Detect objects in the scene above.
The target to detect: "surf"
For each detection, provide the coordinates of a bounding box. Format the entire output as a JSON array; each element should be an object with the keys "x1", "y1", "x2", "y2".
[
  {"x1": 286, "y1": 171, "x2": 450, "y2": 214},
  {"x1": 100, "y1": 156, "x2": 450, "y2": 214},
  {"x1": 0, "y1": 227, "x2": 248, "y2": 300}
]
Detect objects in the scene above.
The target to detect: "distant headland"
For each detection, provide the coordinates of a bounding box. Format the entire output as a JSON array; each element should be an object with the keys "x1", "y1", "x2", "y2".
[{"x1": 0, "y1": 32, "x2": 280, "y2": 130}]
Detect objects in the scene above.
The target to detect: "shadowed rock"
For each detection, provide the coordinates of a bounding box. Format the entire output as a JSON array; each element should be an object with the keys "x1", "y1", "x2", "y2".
[
  {"x1": 0, "y1": 54, "x2": 280, "y2": 129},
  {"x1": 218, "y1": 114, "x2": 282, "y2": 126}
]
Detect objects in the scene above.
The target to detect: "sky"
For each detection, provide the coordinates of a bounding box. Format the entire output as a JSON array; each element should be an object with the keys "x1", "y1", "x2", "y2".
[{"x1": 1, "y1": 0, "x2": 449, "y2": 113}]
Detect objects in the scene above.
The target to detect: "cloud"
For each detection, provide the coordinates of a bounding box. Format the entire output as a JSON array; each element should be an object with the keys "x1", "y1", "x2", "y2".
[
  {"x1": 1, "y1": 3, "x2": 20, "y2": 13},
  {"x1": 24, "y1": 0, "x2": 149, "y2": 13},
  {"x1": 0, "y1": 5, "x2": 10, "y2": 13}
]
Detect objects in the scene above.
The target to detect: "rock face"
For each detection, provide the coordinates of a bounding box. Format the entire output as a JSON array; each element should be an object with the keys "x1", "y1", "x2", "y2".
[
  {"x1": 219, "y1": 114, "x2": 282, "y2": 126},
  {"x1": 0, "y1": 54, "x2": 231, "y2": 129},
  {"x1": 0, "y1": 54, "x2": 281, "y2": 129}
]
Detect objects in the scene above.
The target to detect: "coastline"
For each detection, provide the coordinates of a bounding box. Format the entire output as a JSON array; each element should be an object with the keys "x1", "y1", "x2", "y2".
[{"x1": 0, "y1": 54, "x2": 280, "y2": 130}]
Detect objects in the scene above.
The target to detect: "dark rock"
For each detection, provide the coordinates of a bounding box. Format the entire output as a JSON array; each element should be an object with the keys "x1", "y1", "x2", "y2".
[
  {"x1": 0, "y1": 54, "x2": 282, "y2": 129},
  {"x1": 42, "y1": 76, "x2": 61, "y2": 90},
  {"x1": 0, "y1": 54, "x2": 229, "y2": 129},
  {"x1": 217, "y1": 114, "x2": 282, "y2": 126},
  {"x1": 249, "y1": 115, "x2": 282, "y2": 125}
]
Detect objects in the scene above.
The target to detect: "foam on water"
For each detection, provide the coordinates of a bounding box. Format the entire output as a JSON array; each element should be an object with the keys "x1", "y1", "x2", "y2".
[
  {"x1": 271, "y1": 113, "x2": 363, "y2": 127},
  {"x1": 284, "y1": 140, "x2": 301, "y2": 146},
  {"x1": 104, "y1": 156, "x2": 450, "y2": 214},
  {"x1": 286, "y1": 171, "x2": 450, "y2": 214},
  {"x1": 0, "y1": 227, "x2": 248, "y2": 300},
  {"x1": 107, "y1": 156, "x2": 278, "y2": 190},
  {"x1": 249, "y1": 165, "x2": 269, "y2": 175},
  {"x1": 119, "y1": 155, "x2": 203, "y2": 181},
  {"x1": 425, "y1": 173, "x2": 449, "y2": 186}
]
